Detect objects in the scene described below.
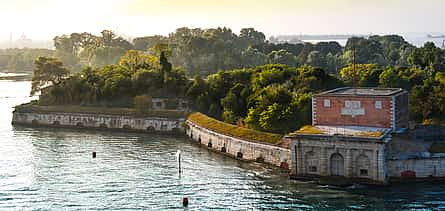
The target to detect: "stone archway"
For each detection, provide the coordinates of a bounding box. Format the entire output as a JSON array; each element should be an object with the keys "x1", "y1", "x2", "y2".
[
  {"x1": 305, "y1": 151, "x2": 319, "y2": 174},
  {"x1": 330, "y1": 153, "x2": 345, "y2": 176},
  {"x1": 356, "y1": 154, "x2": 370, "y2": 177}
]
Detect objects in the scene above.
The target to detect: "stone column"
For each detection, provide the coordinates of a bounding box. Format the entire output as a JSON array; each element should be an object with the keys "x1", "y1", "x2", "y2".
[
  {"x1": 373, "y1": 149, "x2": 379, "y2": 181},
  {"x1": 346, "y1": 149, "x2": 353, "y2": 177},
  {"x1": 320, "y1": 147, "x2": 328, "y2": 176},
  {"x1": 378, "y1": 145, "x2": 387, "y2": 182}
]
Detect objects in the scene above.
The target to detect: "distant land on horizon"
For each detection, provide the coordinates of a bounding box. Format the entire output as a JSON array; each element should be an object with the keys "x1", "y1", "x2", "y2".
[{"x1": 1, "y1": 31, "x2": 444, "y2": 49}]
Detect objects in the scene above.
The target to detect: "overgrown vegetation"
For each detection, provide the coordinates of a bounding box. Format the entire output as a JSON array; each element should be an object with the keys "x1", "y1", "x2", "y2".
[
  {"x1": 188, "y1": 112, "x2": 282, "y2": 145},
  {"x1": 16, "y1": 103, "x2": 187, "y2": 119},
  {"x1": 25, "y1": 27, "x2": 445, "y2": 134},
  {"x1": 33, "y1": 50, "x2": 188, "y2": 107}
]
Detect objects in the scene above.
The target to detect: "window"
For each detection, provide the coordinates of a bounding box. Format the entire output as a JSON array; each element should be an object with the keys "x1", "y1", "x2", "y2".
[
  {"x1": 309, "y1": 166, "x2": 317, "y2": 172},
  {"x1": 375, "y1": 101, "x2": 382, "y2": 109},
  {"x1": 345, "y1": 100, "x2": 361, "y2": 109},
  {"x1": 360, "y1": 169, "x2": 368, "y2": 176},
  {"x1": 323, "y1": 99, "x2": 331, "y2": 107}
]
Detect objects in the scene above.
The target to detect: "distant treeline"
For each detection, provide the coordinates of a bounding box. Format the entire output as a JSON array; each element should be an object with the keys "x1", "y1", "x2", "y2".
[
  {"x1": 14, "y1": 27, "x2": 445, "y2": 133},
  {"x1": 0, "y1": 48, "x2": 54, "y2": 72},
  {"x1": 32, "y1": 50, "x2": 445, "y2": 134},
  {"x1": 2, "y1": 27, "x2": 444, "y2": 77}
]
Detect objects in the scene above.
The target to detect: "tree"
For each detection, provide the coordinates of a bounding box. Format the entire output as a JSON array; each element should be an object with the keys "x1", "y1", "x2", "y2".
[
  {"x1": 408, "y1": 42, "x2": 444, "y2": 69},
  {"x1": 245, "y1": 85, "x2": 311, "y2": 134},
  {"x1": 267, "y1": 50, "x2": 298, "y2": 66},
  {"x1": 339, "y1": 64, "x2": 381, "y2": 87},
  {"x1": 119, "y1": 50, "x2": 159, "y2": 72},
  {"x1": 379, "y1": 66, "x2": 425, "y2": 90},
  {"x1": 31, "y1": 57, "x2": 70, "y2": 95}
]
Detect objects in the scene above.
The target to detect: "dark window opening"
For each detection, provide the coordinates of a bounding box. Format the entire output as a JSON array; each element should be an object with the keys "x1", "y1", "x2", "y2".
[
  {"x1": 309, "y1": 166, "x2": 317, "y2": 172},
  {"x1": 360, "y1": 169, "x2": 368, "y2": 176}
]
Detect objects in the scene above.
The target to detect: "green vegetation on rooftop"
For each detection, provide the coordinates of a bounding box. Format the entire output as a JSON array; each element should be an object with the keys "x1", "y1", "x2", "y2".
[
  {"x1": 15, "y1": 103, "x2": 188, "y2": 119},
  {"x1": 187, "y1": 112, "x2": 282, "y2": 145}
]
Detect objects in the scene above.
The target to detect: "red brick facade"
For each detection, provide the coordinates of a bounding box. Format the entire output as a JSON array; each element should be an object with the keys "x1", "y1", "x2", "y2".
[{"x1": 312, "y1": 88, "x2": 409, "y2": 129}]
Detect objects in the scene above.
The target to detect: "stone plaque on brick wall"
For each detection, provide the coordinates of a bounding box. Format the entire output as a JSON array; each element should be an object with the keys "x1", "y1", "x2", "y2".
[{"x1": 341, "y1": 100, "x2": 365, "y2": 116}]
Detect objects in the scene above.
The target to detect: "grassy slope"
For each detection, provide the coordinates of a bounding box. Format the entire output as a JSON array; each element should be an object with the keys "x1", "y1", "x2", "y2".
[{"x1": 187, "y1": 112, "x2": 283, "y2": 145}]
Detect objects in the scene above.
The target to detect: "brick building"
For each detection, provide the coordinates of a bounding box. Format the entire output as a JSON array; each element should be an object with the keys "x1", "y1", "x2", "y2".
[
  {"x1": 312, "y1": 87, "x2": 409, "y2": 130},
  {"x1": 287, "y1": 87, "x2": 410, "y2": 185}
]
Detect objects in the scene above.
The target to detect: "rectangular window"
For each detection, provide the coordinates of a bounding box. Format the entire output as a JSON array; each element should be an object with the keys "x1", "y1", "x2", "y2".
[
  {"x1": 345, "y1": 100, "x2": 361, "y2": 109},
  {"x1": 375, "y1": 101, "x2": 382, "y2": 109},
  {"x1": 309, "y1": 166, "x2": 317, "y2": 172},
  {"x1": 360, "y1": 169, "x2": 368, "y2": 176},
  {"x1": 323, "y1": 99, "x2": 331, "y2": 108}
]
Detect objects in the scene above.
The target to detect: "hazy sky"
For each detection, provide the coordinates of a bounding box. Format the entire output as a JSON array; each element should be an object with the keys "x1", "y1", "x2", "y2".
[{"x1": 1, "y1": 0, "x2": 444, "y2": 40}]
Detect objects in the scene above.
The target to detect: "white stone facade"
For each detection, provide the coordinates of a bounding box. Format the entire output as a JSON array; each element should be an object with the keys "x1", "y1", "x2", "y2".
[
  {"x1": 12, "y1": 111, "x2": 184, "y2": 133},
  {"x1": 287, "y1": 135, "x2": 389, "y2": 184},
  {"x1": 186, "y1": 120, "x2": 291, "y2": 170}
]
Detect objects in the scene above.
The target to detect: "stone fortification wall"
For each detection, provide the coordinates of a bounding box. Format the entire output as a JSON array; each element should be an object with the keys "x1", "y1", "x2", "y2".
[
  {"x1": 387, "y1": 155, "x2": 445, "y2": 179},
  {"x1": 12, "y1": 111, "x2": 184, "y2": 133},
  {"x1": 186, "y1": 120, "x2": 291, "y2": 170}
]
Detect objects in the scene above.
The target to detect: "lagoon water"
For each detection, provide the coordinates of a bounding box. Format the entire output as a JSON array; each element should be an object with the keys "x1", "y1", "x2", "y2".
[{"x1": 1, "y1": 79, "x2": 445, "y2": 210}]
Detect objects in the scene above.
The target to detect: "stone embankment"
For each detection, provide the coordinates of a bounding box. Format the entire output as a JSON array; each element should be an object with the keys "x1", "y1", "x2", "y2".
[
  {"x1": 12, "y1": 104, "x2": 185, "y2": 134},
  {"x1": 185, "y1": 113, "x2": 291, "y2": 170}
]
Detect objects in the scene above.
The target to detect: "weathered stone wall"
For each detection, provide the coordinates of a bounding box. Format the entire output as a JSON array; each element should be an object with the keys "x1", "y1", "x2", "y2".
[
  {"x1": 186, "y1": 120, "x2": 291, "y2": 170},
  {"x1": 12, "y1": 111, "x2": 185, "y2": 133},
  {"x1": 288, "y1": 135, "x2": 388, "y2": 184},
  {"x1": 387, "y1": 156, "x2": 445, "y2": 178}
]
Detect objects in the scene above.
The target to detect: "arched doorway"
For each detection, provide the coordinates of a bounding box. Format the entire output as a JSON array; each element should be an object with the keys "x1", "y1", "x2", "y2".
[
  {"x1": 330, "y1": 153, "x2": 345, "y2": 176},
  {"x1": 305, "y1": 151, "x2": 319, "y2": 174},
  {"x1": 356, "y1": 154, "x2": 370, "y2": 177}
]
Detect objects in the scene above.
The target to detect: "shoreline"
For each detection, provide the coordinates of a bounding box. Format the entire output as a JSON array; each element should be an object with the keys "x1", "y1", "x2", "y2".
[{"x1": 11, "y1": 104, "x2": 445, "y2": 186}]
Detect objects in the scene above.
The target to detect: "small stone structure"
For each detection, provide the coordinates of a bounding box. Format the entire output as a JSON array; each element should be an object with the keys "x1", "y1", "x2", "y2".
[
  {"x1": 287, "y1": 133, "x2": 390, "y2": 184},
  {"x1": 152, "y1": 98, "x2": 188, "y2": 111},
  {"x1": 12, "y1": 111, "x2": 184, "y2": 133},
  {"x1": 186, "y1": 120, "x2": 291, "y2": 170}
]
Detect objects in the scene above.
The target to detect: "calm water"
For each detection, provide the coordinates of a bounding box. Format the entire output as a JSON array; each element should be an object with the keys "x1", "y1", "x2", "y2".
[{"x1": 1, "y1": 80, "x2": 445, "y2": 210}]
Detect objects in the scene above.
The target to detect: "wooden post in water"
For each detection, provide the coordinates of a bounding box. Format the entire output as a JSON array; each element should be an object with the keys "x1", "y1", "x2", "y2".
[{"x1": 176, "y1": 150, "x2": 182, "y2": 174}]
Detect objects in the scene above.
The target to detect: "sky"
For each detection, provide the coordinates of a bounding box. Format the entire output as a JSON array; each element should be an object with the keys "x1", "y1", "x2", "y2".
[{"x1": 0, "y1": 0, "x2": 444, "y2": 40}]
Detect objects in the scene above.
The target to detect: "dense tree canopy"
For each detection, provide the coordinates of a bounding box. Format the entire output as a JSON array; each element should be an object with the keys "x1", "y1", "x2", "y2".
[{"x1": 23, "y1": 27, "x2": 445, "y2": 133}]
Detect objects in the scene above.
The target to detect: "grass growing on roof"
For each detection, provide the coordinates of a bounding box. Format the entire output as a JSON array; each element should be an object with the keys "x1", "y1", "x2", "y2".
[
  {"x1": 296, "y1": 125, "x2": 324, "y2": 134},
  {"x1": 14, "y1": 103, "x2": 188, "y2": 119},
  {"x1": 357, "y1": 131, "x2": 383, "y2": 138},
  {"x1": 187, "y1": 112, "x2": 282, "y2": 145}
]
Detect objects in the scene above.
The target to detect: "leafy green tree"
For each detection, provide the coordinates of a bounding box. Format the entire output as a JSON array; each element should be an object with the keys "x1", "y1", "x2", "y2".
[
  {"x1": 267, "y1": 50, "x2": 298, "y2": 66},
  {"x1": 245, "y1": 85, "x2": 311, "y2": 134},
  {"x1": 379, "y1": 66, "x2": 425, "y2": 90},
  {"x1": 339, "y1": 64, "x2": 381, "y2": 87},
  {"x1": 31, "y1": 57, "x2": 70, "y2": 95},
  {"x1": 408, "y1": 42, "x2": 444, "y2": 69}
]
